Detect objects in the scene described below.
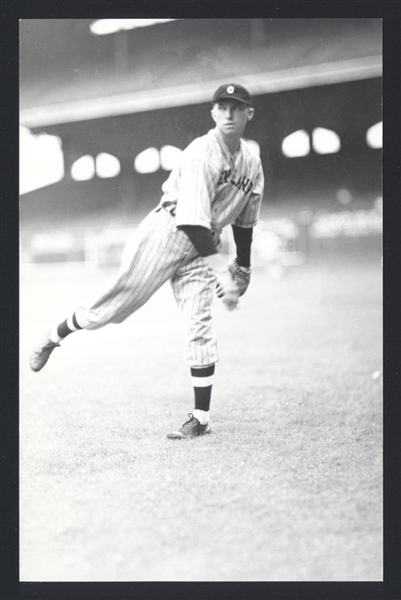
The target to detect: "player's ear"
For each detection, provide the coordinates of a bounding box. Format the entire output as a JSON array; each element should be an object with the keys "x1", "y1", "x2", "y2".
[
  {"x1": 247, "y1": 107, "x2": 254, "y2": 121},
  {"x1": 211, "y1": 108, "x2": 217, "y2": 123}
]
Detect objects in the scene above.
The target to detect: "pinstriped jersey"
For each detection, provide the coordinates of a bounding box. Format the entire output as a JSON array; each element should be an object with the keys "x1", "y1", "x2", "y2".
[{"x1": 159, "y1": 128, "x2": 264, "y2": 235}]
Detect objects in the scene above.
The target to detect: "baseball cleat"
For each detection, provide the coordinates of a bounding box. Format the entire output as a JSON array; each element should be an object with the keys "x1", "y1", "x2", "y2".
[
  {"x1": 167, "y1": 413, "x2": 211, "y2": 440},
  {"x1": 29, "y1": 331, "x2": 60, "y2": 372}
]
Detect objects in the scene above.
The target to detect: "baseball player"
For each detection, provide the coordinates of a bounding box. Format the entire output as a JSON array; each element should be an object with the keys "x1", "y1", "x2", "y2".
[{"x1": 30, "y1": 83, "x2": 264, "y2": 440}]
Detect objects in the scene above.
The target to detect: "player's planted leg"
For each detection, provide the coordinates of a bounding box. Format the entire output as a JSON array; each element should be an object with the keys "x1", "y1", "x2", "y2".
[
  {"x1": 166, "y1": 413, "x2": 211, "y2": 440},
  {"x1": 167, "y1": 365, "x2": 215, "y2": 439}
]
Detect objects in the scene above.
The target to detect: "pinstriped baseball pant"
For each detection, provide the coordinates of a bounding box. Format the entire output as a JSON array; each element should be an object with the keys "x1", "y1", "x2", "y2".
[{"x1": 74, "y1": 207, "x2": 219, "y2": 367}]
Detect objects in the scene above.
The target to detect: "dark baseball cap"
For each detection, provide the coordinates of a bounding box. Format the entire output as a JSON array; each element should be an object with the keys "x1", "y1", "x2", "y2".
[{"x1": 212, "y1": 83, "x2": 252, "y2": 106}]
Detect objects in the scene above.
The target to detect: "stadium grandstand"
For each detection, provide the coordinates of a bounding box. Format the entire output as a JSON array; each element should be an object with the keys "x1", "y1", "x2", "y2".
[{"x1": 20, "y1": 18, "x2": 382, "y2": 269}]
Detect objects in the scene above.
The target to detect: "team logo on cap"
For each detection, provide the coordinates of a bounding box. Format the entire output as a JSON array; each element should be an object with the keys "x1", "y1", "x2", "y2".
[{"x1": 227, "y1": 85, "x2": 235, "y2": 94}]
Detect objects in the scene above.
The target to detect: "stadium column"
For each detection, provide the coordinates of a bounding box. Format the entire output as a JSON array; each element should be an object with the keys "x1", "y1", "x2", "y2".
[
  {"x1": 119, "y1": 157, "x2": 139, "y2": 216},
  {"x1": 62, "y1": 135, "x2": 84, "y2": 183}
]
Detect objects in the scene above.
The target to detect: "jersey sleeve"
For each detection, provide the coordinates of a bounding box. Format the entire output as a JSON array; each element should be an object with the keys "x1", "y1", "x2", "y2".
[
  {"x1": 174, "y1": 152, "x2": 217, "y2": 230},
  {"x1": 177, "y1": 225, "x2": 219, "y2": 256},
  {"x1": 232, "y1": 163, "x2": 264, "y2": 228}
]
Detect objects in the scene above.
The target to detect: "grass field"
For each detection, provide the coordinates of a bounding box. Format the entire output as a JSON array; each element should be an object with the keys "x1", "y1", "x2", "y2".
[{"x1": 19, "y1": 249, "x2": 383, "y2": 582}]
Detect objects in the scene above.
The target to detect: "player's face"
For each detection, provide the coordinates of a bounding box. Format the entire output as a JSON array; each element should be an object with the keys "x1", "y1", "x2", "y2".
[{"x1": 211, "y1": 101, "x2": 254, "y2": 136}]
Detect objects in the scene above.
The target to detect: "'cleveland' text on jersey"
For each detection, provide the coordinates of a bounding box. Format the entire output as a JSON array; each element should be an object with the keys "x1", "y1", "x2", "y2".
[{"x1": 159, "y1": 129, "x2": 264, "y2": 235}]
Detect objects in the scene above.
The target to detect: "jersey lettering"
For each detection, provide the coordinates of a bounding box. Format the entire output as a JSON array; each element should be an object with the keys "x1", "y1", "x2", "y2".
[
  {"x1": 162, "y1": 129, "x2": 264, "y2": 232},
  {"x1": 234, "y1": 175, "x2": 243, "y2": 189},
  {"x1": 218, "y1": 169, "x2": 231, "y2": 185},
  {"x1": 243, "y1": 179, "x2": 253, "y2": 194},
  {"x1": 219, "y1": 170, "x2": 254, "y2": 194}
]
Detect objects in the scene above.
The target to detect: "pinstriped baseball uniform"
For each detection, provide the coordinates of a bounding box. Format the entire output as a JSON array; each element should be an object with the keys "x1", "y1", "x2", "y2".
[{"x1": 73, "y1": 128, "x2": 264, "y2": 367}]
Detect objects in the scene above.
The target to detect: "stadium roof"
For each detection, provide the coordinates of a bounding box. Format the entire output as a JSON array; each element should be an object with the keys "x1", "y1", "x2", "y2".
[{"x1": 20, "y1": 18, "x2": 382, "y2": 129}]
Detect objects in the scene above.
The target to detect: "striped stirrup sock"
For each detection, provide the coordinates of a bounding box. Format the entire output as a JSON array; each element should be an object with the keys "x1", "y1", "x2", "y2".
[{"x1": 191, "y1": 365, "x2": 215, "y2": 417}]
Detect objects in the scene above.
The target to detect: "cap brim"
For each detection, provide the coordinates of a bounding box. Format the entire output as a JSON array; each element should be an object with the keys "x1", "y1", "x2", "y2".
[{"x1": 213, "y1": 95, "x2": 251, "y2": 106}]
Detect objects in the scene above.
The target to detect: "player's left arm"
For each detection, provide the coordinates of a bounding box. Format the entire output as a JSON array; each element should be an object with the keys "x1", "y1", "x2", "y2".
[
  {"x1": 227, "y1": 225, "x2": 253, "y2": 297},
  {"x1": 213, "y1": 225, "x2": 252, "y2": 304}
]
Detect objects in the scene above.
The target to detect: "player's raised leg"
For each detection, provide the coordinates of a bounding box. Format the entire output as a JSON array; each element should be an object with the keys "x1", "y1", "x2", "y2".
[
  {"x1": 29, "y1": 208, "x2": 192, "y2": 372},
  {"x1": 29, "y1": 313, "x2": 82, "y2": 372}
]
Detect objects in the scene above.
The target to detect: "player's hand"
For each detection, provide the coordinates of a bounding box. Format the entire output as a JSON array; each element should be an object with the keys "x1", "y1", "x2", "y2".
[
  {"x1": 222, "y1": 286, "x2": 241, "y2": 311},
  {"x1": 216, "y1": 269, "x2": 241, "y2": 311},
  {"x1": 227, "y1": 258, "x2": 251, "y2": 297}
]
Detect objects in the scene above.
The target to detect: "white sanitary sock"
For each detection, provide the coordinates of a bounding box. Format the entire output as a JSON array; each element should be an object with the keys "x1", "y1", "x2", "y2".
[{"x1": 193, "y1": 409, "x2": 210, "y2": 425}]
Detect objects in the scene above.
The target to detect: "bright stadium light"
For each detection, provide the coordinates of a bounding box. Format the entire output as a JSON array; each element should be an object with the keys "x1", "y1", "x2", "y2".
[
  {"x1": 134, "y1": 147, "x2": 160, "y2": 174},
  {"x1": 160, "y1": 145, "x2": 182, "y2": 171},
  {"x1": 366, "y1": 122, "x2": 382, "y2": 149},
  {"x1": 312, "y1": 128, "x2": 341, "y2": 154},
  {"x1": 96, "y1": 153, "x2": 121, "y2": 178},
  {"x1": 282, "y1": 130, "x2": 310, "y2": 158},
  {"x1": 19, "y1": 127, "x2": 64, "y2": 195},
  {"x1": 71, "y1": 155, "x2": 95, "y2": 181},
  {"x1": 90, "y1": 19, "x2": 177, "y2": 36}
]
